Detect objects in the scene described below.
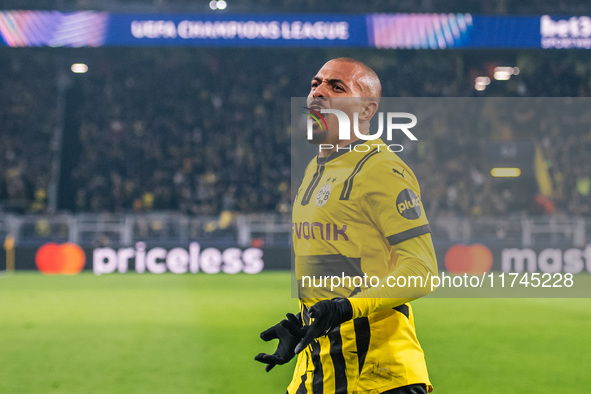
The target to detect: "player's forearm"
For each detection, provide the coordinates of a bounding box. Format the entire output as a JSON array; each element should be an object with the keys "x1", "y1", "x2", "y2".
[{"x1": 349, "y1": 233, "x2": 438, "y2": 319}]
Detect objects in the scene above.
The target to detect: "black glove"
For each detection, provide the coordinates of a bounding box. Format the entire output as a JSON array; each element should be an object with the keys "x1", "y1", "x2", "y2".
[
  {"x1": 290, "y1": 298, "x2": 353, "y2": 354},
  {"x1": 255, "y1": 313, "x2": 304, "y2": 372}
]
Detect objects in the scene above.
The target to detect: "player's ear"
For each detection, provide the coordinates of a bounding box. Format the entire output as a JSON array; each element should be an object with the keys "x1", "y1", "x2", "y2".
[{"x1": 358, "y1": 100, "x2": 378, "y2": 122}]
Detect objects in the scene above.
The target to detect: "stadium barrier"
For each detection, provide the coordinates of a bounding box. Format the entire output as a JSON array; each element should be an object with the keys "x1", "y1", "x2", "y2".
[
  {"x1": 1, "y1": 213, "x2": 589, "y2": 274},
  {"x1": 0, "y1": 213, "x2": 586, "y2": 248}
]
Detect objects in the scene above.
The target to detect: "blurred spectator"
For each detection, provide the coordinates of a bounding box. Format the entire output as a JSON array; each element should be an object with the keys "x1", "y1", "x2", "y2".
[{"x1": 1, "y1": 47, "x2": 591, "y2": 218}]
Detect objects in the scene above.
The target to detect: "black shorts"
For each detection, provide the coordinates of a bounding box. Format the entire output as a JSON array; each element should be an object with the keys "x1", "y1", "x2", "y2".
[{"x1": 381, "y1": 383, "x2": 428, "y2": 394}]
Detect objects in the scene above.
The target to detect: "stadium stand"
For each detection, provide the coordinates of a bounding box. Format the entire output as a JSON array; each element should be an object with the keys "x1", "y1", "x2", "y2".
[{"x1": 1, "y1": 48, "x2": 591, "y2": 219}]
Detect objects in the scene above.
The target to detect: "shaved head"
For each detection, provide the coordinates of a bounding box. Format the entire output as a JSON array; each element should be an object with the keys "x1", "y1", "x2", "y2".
[
  {"x1": 325, "y1": 57, "x2": 382, "y2": 99},
  {"x1": 307, "y1": 57, "x2": 382, "y2": 154}
]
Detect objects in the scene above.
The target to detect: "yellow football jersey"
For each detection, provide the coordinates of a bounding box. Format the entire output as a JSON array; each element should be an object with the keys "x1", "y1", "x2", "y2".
[{"x1": 289, "y1": 138, "x2": 436, "y2": 393}]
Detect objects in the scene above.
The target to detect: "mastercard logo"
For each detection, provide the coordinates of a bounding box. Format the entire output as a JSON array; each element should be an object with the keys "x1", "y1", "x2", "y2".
[
  {"x1": 35, "y1": 243, "x2": 86, "y2": 275},
  {"x1": 444, "y1": 244, "x2": 493, "y2": 275}
]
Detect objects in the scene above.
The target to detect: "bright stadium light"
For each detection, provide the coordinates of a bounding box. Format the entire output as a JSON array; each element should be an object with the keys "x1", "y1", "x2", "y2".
[
  {"x1": 209, "y1": 0, "x2": 227, "y2": 10},
  {"x1": 491, "y1": 167, "x2": 521, "y2": 177},
  {"x1": 493, "y1": 66, "x2": 519, "y2": 81},
  {"x1": 71, "y1": 63, "x2": 88, "y2": 73},
  {"x1": 474, "y1": 76, "x2": 490, "y2": 91},
  {"x1": 494, "y1": 71, "x2": 511, "y2": 80},
  {"x1": 475, "y1": 76, "x2": 490, "y2": 85}
]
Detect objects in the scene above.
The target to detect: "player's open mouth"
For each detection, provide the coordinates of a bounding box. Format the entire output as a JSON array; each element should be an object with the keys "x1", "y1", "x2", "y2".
[{"x1": 308, "y1": 105, "x2": 324, "y2": 111}]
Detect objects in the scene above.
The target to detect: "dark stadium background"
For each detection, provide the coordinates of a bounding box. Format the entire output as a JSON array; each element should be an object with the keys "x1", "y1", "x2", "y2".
[
  {"x1": 0, "y1": 1, "x2": 590, "y2": 393},
  {"x1": 2, "y1": 7, "x2": 591, "y2": 268}
]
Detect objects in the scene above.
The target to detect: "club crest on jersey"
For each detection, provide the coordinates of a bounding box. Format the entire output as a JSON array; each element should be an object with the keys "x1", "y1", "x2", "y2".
[
  {"x1": 396, "y1": 188, "x2": 422, "y2": 220},
  {"x1": 315, "y1": 183, "x2": 332, "y2": 207}
]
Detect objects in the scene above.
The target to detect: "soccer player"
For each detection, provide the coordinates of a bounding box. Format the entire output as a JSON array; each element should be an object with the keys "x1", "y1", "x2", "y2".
[{"x1": 256, "y1": 58, "x2": 438, "y2": 394}]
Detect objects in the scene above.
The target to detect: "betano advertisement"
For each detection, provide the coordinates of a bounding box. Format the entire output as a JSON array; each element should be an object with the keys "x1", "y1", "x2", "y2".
[
  {"x1": 2, "y1": 242, "x2": 591, "y2": 275},
  {"x1": 1, "y1": 11, "x2": 591, "y2": 48}
]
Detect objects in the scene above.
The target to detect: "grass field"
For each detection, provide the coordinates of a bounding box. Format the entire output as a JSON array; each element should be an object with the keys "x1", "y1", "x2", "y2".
[{"x1": 0, "y1": 272, "x2": 589, "y2": 393}]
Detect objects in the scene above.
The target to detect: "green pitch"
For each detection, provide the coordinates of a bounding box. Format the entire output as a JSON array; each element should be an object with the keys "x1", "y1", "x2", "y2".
[{"x1": 0, "y1": 272, "x2": 589, "y2": 393}]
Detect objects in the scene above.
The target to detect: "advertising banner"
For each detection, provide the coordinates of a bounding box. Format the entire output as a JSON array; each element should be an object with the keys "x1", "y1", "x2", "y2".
[
  {"x1": 5, "y1": 242, "x2": 591, "y2": 275},
  {"x1": 1, "y1": 11, "x2": 591, "y2": 49},
  {"x1": 4, "y1": 242, "x2": 590, "y2": 298},
  {"x1": 6, "y1": 242, "x2": 274, "y2": 274}
]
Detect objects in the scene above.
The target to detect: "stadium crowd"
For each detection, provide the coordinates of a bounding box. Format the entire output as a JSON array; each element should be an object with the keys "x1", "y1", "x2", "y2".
[{"x1": 1, "y1": 48, "x2": 591, "y2": 218}]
